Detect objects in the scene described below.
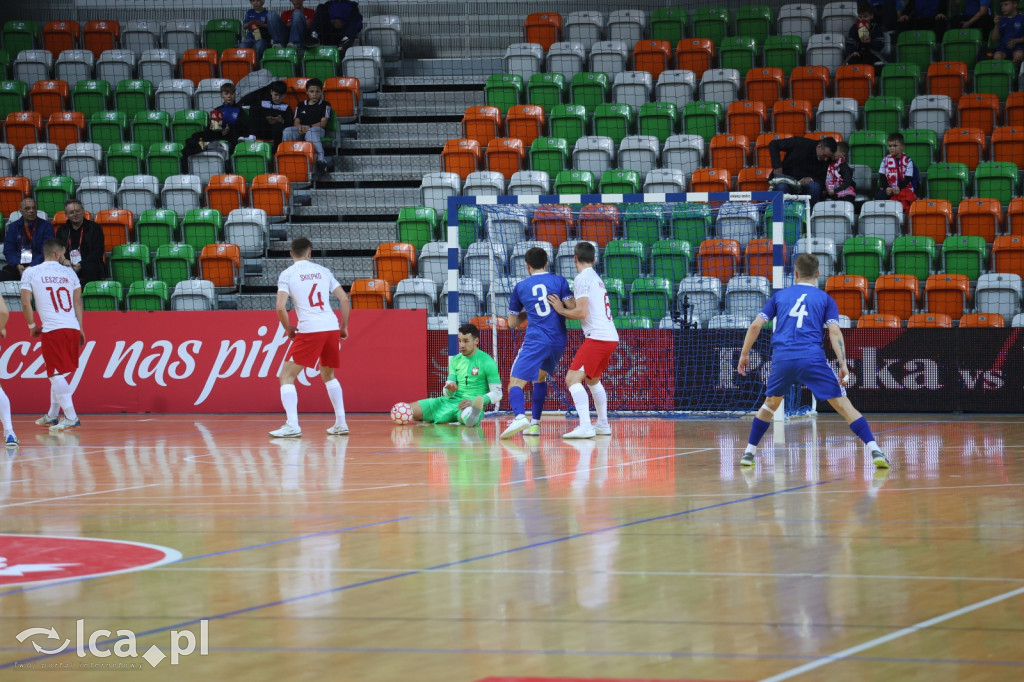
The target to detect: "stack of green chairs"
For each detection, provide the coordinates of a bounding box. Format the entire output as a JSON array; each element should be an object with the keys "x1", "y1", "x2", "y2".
[
  {"x1": 170, "y1": 110, "x2": 208, "y2": 145},
  {"x1": 136, "y1": 208, "x2": 179, "y2": 254},
  {"x1": 2, "y1": 20, "x2": 39, "y2": 55},
  {"x1": 0, "y1": 80, "x2": 27, "y2": 119},
  {"x1": 127, "y1": 280, "x2": 169, "y2": 311},
  {"x1": 147, "y1": 142, "x2": 184, "y2": 183},
  {"x1": 650, "y1": 239, "x2": 693, "y2": 288},
  {"x1": 651, "y1": 9, "x2": 688, "y2": 43},
  {"x1": 115, "y1": 79, "x2": 153, "y2": 118},
  {"x1": 303, "y1": 46, "x2": 339, "y2": 80},
  {"x1": 484, "y1": 74, "x2": 523, "y2": 112},
  {"x1": 637, "y1": 102, "x2": 678, "y2": 143},
  {"x1": 153, "y1": 243, "x2": 196, "y2": 288},
  {"x1": 691, "y1": 7, "x2": 729, "y2": 44},
  {"x1": 440, "y1": 205, "x2": 483, "y2": 250},
  {"x1": 896, "y1": 30, "x2": 935, "y2": 72},
  {"x1": 131, "y1": 110, "x2": 170, "y2": 146},
  {"x1": 974, "y1": 161, "x2": 1018, "y2": 204},
  {"x1": 396, "y1": 206, "x2": 438, "y2": 250},
  {"x1": 603, "y1": 239, "x2": 646, "y2": 287},
  {"x1": 604, "y1": 277, "x2": 626, "y2": 315},
  {"x1": 529, "y1": 137, "x2": 569, "y2": 176},
  {"x1": 599, "y1": 169, "x2": 641, "y2": 194},
  {"x1": 670, "y1": 202, "x2": 712, "y2": 252},
  {"x1": 593, "y1": 103, "x2": 634, "y2": 145},
  {"x1": 736, "y1": 6, "x2": 773, "y2": 45},
  {"x1": 762, "y1": 200, "x2": 807, "y2": 246},
  {"x1": 72, "y1": 80, "x2": 112, "y2": 118},
  {"x1": 553, "y1": 169, "x2": 595, "y2": 194},
  {"x1": 764, "y1": 35, "x2": 803, "y2": 73},
  {"x1": 891, "y1": 235, "x2": 936, "y2": 282},
  {"x1": 942, "y1": 235, "x2": 987, "y2": 280},
  {"x1": 88, "y1": 111, "x2": 127, "y2": 149},
  {"x1": 261, "y1": 47, "x2": 299, "y2": 78},
  {"x1": 720, "y1": 37, "x2": 759, "y2": 73},
  {"x1": 880, "y1": 63, "x2": 921, "y2": 108},
  {"x1": 682, "y1": 101, "x2": 722, "y2": 144},
  {"x1": 231, "y1": 141, "x2": 272, "y2": 182},
  {"x1": 974, "y1": 60, "x2": 1016, "y2": 100},
  {"x1": 842, "y1": 237, "x2": 886, "y2": 283},
  {"x1": 204, "y1": 19, "x2": 242, "y2": 53},
  {"x1": 82, "y1": 280, "x2": 123, "y2": 311},
  {"x1": 106, "y1": 142, "x2": 145, "y2": 181},
  {"x1": 629, "y1": 276, "x2": 673, "y2": 321},
  {"x1": 527, "y1": 72, "x2": 565, "y2": 109},
  {"x1": 926, "y1": 162, "x2": 969, "y2": 204},
  {"x1": 864, "y1": 96, "x2": 905, "y2": 133},
  {"x1": 849, "y1": 130, "x2": 888, "y2": 169},
  {"x1": 570, "y1": 72, "x2": 610, "y2": 113},
  {"x1": 548, "y1": 104, "x2": 587, "y2": 147},
  {"x1": 614, "y1": 315, "x2": 653, "y2": 329},
  {"x1": 622, "y1": 204, "x2": 665, "y2": 252},
  {"x1": 900, "y1": 129, "x2": 937, "y2": 174},
  {"x1": 110, "y1": 243, "x2": 151, "y2": 289},
  {"x1": 34, "y1": 176, "x2": 74, "y2": 216},
  {"x1": 181, "y1": 208, "x2": 222, "y2": 253},
  {"x1": 941, "y1": 28, "x2": 982, "y2": 68}
]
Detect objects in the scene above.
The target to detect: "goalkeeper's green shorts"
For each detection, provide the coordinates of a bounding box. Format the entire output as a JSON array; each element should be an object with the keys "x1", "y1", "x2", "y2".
[{"x1": 417, "y1": 396, "x2": 469, "y2": 424}]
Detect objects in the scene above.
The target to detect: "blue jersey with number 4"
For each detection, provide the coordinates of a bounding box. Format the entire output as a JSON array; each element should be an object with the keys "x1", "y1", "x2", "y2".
[
  {"x1": 758, "y1": 283, "x2": 840, "y2": 360},
  {"x1": 509, "y1": 272, "x2": 572, "y2": 344}
]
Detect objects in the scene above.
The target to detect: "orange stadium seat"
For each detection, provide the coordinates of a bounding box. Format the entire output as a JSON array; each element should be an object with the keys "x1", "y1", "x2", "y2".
[
  {"x1": 698, "y1": 238, "x2": 741, "y2": 283},
  {"x1": 908, "y1": 312, "x2": 952, "y2": 327},
  {"x1": 805, "y1": 131, "x2": 844, "y2": 143},
  {"x1": 755, "y1": 132, "x2": 792, "y2": 168},
  {"x1": 82, "y1": 20, "x2": 119, "y2": 58},
  {"x1": 835, "y1": 64, "x2": 875, "y2": 106},
  {"x1": 181, "y1": 48, "x2": 219, "y2": 86},
  {"x1": 43, "y1": 21, "x2": 80, "y2": 56},
  {"x1": 505, "y1": 105, "x2": 545, "y2": 146},
  {"x1": 46, "y1": 111, "x2": 85, "y2": 150},
  {"x1": 743, "y1": 237, "x2": 781, "y2": 278},
  {"x1": 96, "y1": 208, "x2": 134, "y2": 251},
  {"x1": 461, "y1": 106, "x2": 502, "y2": 147},
  {"x1": 942, "y1": 127, "x2": 985, "y2": 171},
  {"x1": 789, "y1": 66, "x2": 831, "y2": 108},
  {"x1": 29, "y1": 80, "x2": 70, "y2": 121},
  {"x1": 909, "y1": 199, "x2": 953, "y2": 244},
  {"x1": 927, "y1": 61, "x2": 968, "y2": 101},
  {"x1": 198, "y1": 242, "x2": 241, "y2": 290},
  {"x1": 874, "y1": 273, "x2": 919, "y2": 321},
  {"x1": 372, "y1": 242, "x2": 417, "y2": 286},
  {"x1": 349, "y1": 278, "x2": 392, "y2": 309},
  {"x1": 993, "y1": 234, "x2": 1024, "y2": 277},
  {"x1": 1005, "y1": 92, "x2": 1024, "y2": 127},
  {"x1": 772, "y1": 99, "x2": 813, "y2": 135},
  {"x1": 531, "y1": 204, "x2": 574, "y2": 247},
  {"x1": 858, "y1": 314, "x2": 902, "y2": 328},
  {"x1": 51, "y1": 209, "x2": 94, "y2": 231},
  {"x1": 634, "y1": 40, "x2": 672, "y2": 79},
  {"x1": 323, "y1": 77, "x2": 361, "y2": 121},
  {"x1": 578, "y1": 204, "x2": 620, "y2": 247},
  {"x1": 484, "y1": 137, "x2": 525, "y2": 180},
  {"x1": 220, "y1": 48, "x2": 257, "y2": 83},
  {"x1": 441, "y1": 138, "x2": 481, "y2": 180},
  {"x1": 958, "y1": 93, "x2": 1000, "y2": 136},
  {"x1": 274, "y1": 141, "x2": 315, "y2": 184},
  {"x1": 709, "y1": 134, "x2": 749, "y2": 177},
  {"x1": 726, "y1": 100, "x2": 766, "y2": 140},
  {"x1": 744, "y1": 68, "x2": 785, "y2": 108},
  {"x1": 957, "y1": 198, "x2": 1001, "y2": 244},
  {"x1": 283, "y1": 77, "x2": 310, "y2": 110},
  {"x1": 0, "y1": 176, "x2": 31, "y2": 215},
  {"x1": 205, "y1": 174, "x2": 248, "y2": 216},
  {"x1": 825, "y1": 274, "x2": 869, "y2": 319},
  {"x1": 959, "y1": 312, "x2": 1005, "y2": 327},
  {"x1": 249, "y1": 174, "x2": 292, "y2": 219},
  {"x1": 523, "y1": 12, "x2": 562, "y2": 51},
  {"x1": 925, "y1": 273, "x2": 970, "y2": 320},
  {"x1": 677, "y1": 39, "x2": 714, "y2": 79},
  {"x1": 471, "y1": 315, "x2": 510, "y2": 330},
  {"x1": 690, "y1": 167, "x2": 731, "y2": 192},
  {"x1": 990, "y1": 127, "x2": 1024, "y2": 167},
  {"x1": 737, "y1": 167, "x2": 770, "y2": 192},
  {"x1": 4, "y1": 112, "x2": 43, "y2": 151},
  {"x1": 1008, "y1": 198, "x2": 1024, "y2": 236}
]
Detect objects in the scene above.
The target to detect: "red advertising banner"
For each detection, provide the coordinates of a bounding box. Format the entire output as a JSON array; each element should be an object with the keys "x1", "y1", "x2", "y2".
[{"x1": 1, "y1": 310, "x2": 427, "y2": 413}]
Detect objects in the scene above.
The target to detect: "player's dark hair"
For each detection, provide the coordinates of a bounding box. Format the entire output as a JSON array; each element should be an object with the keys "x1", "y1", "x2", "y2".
[
  {"x1": 43, "y1": 238, "x2": 65, "y2": 258},
  {"x1": 574, "y1": 241, "x2": 596, "y2": 264},
  {"x1": 269, "y1": 80, "x2": 288, "y2": 95},
  {"x1": 818, "y1": 136, "x2": 838, "y2": 154},
  {"x1": 458, "y1": 323, "x2": 480, "y2": 339},
  {"x1": 524, "y1": 246, "x2": 548, "y2": 270},
  {"x1": 794, "y1": 252, "x2": 819, "y2": 279},
  {"x1": 836, "y1": 141, "x2": 850, "y2": 156},
  {"x1": 220, "y1": 82, "x2": 236, "y2": 95},
  {"x1": 290, "y1": 237, "x2": 313, "y2": 256}
]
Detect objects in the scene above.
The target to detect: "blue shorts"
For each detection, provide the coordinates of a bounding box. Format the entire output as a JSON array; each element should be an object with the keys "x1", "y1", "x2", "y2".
[
  {"x1": 510, "y1": 338, "x2": 566, "y2": 381},
  {"x1": 766, "y1": 356, "x2": 845, "y2": 401}
]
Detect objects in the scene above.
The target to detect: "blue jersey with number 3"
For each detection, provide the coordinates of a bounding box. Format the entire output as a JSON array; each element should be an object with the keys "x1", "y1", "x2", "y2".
[
  {"x1": 758, "y1": 283, "x2": 840, "y2": 360},
  {"x1": 509, "y1": 272, "x2": 572, "y2": 344}
]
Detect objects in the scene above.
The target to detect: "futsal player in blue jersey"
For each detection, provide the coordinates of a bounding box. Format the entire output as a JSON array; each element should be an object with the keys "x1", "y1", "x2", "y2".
[
  {"x1": 736, "y1": 253, "x2": 890, "y2": 469},
  {"x1": 499, "y1": 247, "x2": 573, "y2": 439}
]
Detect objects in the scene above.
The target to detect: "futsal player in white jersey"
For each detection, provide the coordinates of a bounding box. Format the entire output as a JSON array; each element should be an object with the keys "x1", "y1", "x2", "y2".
[
  {"x1": 20, "y1": 239, "x2": 85, "y2": 433},
  {"x1": 271, "y1": 237, "x2": 352, "y2": 438},
  {"x1": 546, "y1": 241, "x2": 619, "y2": 439},
  {"x1": 0, "y1": 297, "x2": 18, "y2": 446}
]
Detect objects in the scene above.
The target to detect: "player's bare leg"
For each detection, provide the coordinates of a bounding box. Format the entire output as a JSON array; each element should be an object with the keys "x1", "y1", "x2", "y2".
[
  {"x1": 827, "y1": 396, "x2": 888, "y2": 469},
  {"x1": 563, "y1": 369, "x2": 595, "y2": 439},
  {"x1": 270, "y1": 360, "x2": 304, "y2": 438},
  {"x1": 320, "y1": 366, "x2": 349, "y2": 435}
]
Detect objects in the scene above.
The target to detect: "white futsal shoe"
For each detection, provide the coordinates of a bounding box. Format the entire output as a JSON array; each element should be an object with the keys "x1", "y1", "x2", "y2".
[
  {"x1": 594, "y1": 422, "x2": 612, "y2": 436},
  {"x1": 562, "y1": 424, "x2": 596, "y2": 439},
  {"x1": 269, "y1": 424, "x2": 302, "y2": 438},
  {"x1": 326, "y1": 423, "x2": 350, "y2": 435},
  {"x1": 499, "y1": 414, "x2": 531, "y2": 439}
]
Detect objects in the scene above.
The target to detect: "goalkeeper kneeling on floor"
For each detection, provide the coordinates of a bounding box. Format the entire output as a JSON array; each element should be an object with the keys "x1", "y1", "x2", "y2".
[{"x1": 409, "y1": 323, "x2": 502, "y2": 426}]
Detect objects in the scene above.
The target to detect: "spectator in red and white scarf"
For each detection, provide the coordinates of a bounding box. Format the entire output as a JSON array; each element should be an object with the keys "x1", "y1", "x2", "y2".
[
  {"x1": 825, "y1": 141, "x2": 857, "y2": 204},
  {"x1": 876, "y1": 132, "x2": 918, "y2": 213}
]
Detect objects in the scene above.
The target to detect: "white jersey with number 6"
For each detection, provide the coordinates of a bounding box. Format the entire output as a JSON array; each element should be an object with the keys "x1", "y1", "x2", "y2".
[
  {"x1": 572, "y1": 266, "x2": 619, "y2": 342},
  {"x1": 20, "y1": 261, "x2": 82, "y2": 332},
  {"x1": 278, "y1": 260, "x2": 342, "y2": 333}
]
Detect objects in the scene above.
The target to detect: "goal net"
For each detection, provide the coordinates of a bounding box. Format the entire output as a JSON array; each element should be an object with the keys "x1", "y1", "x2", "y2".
[{"x1": 440, "y1": 190, "x2": 812, "y2": 417}]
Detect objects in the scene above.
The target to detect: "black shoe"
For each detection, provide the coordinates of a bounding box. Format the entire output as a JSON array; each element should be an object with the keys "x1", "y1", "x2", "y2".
[{"x1": 315, "y1": 160, "x2": 329, "y2": 177}]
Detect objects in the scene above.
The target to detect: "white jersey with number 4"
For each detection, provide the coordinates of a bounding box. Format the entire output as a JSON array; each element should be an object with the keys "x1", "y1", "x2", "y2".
[
  {"x1": 278, "y1": 260, "x2": 342, "y2": 333},
  {"x1": 20, "y1": 261, "x2": 81, "y2": 332},
  {"x1": 573, "y1": 266, "x2": 619, "y2": 342}
]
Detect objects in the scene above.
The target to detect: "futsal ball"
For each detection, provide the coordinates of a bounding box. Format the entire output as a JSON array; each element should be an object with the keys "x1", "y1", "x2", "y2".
[{"x1": 391, "y1": 402, "x2": 414, "y2": 425}]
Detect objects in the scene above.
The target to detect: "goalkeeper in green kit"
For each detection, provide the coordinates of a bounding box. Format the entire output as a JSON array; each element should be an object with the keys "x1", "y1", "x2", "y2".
[{"x1": 409, "y1": 323, "x2": 502, "y2": 426}]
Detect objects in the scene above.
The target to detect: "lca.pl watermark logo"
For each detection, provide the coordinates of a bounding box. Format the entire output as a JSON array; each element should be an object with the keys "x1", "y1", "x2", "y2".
[{"x1": 14, "y1": 620, "x2": 209, "y2": 669}]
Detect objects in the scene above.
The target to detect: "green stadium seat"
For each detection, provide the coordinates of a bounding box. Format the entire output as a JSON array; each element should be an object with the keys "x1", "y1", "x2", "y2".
[
  {"x1": 603, "y1": 239, "x2": 646, "y2": 287},
  {"x1": 629, "y1": 276, "x2": 672, "y2": 320},
  {"x1": 34, "y1": 176, "x2": 74, "y2": 216},
  {"x1": 974, "y1": 161, "x2": 1018, "y2": 205},
  {"x1": 637, "y1": 102, "x2": 678, "y2": 144},
  {"x1": 842, "y1": 236, "x2": 887, "y2": 283},
  {"x1": 880, "y1": 63, "x2": 921, "y2": 108},
  {"x1": 864, "y1": 97, "x2": 905, "y2": 135},
  {"x1": 136, "y1": 208, "x2": 179, "y2": 254},
  {"x1": 736, "y1": 6, "x2": 773, "y2": 45},
  {"x1": 548, "y1": 104, "x2": 588, "y2": 147},
  {"x1": 0, "y1": 50, "x2": 8, "y2": 80},
  {"x1": 764, "y1": 35, "x2": 803, "y2": 73},
  {"x1": 261, "y1": 47, "x2": 299, "y2": 78},
  {"x1": 3, "y1": 21, "x2": 39, "y2": 56},
  {"x1": 72, "y1": 80, "x2": 111, "y2": 119},
  {"x1": 941, "y1": 28, "x2": 982, "y2": 68},
  {"x1": 762, "y1": 200, "x2": 807, "y2": 246},
  {"x1": 170, "y1": 110, "x2": 208, "y2": 145},
  {"x1": 0, "y1": 80, "x2": 27, "y2": 119},
  {"x1": 106, "y1": 142, "x2": 145, "y2": 181},
  {"x1": 650, "y1": 239, "x2": 693, "y2": 288},
  {"x1": 231, "y1": 141, "x2": 272, "y2": 182},
  {"x1": 484, "y1": 73, "x2": 523, "y2": 113},
  {"x1": 849, "y1": 130, "x2": 888, "y2": 170},
  {"x1": 82, "y1": 280, "x2": 123, "y2": 311},
  {"x1": 651, "y1": 8, "x2": 688, "y2": 43},
  {"x1": 614, "y1": 314, "x2": 653, "y2": 329},
  {"x1": 570, "y1": 72, "x2": 610, "y2": 113},
  {"x1": 900, "y1": 128, "x2": 937, "y2": 174},
  {"x1": 441, "y1": 205, "x2": 483, "y2": 250},
  {"x1": 181, "y1": 208, "x2": 222, "y2": 253},
  {"x1": 153, "y1": 243, "x2": 195, "y2": 288},
  {"x1": 527, "y1": 72, "x2": 565, "y2": 109},
  {"x1": 131, "y1": 110, "x2": 169, "y2": 146},
  {"x1": 604, "y1": 277, "x2": 626, "y2": 315},
  {"x1": 88, "y1": 110, "x2": 127, "y2": 149},
  {"x1": 529, "y1": 137, "x2": 569, "y2": 176},
  {"x1": 127, "y1": 279, "x2": 169, "y2": 311},
  {"x1": 974, "y1": 60, "x2": 1015, "y2": 100},
  {"x1": 396, "y1": 206, "x2": 438, "y2": 251},
  {"x1": 720, "y1": 37, "x2": 759, "y2": 73},
  {"x1": 592, "y1": 103, "x2": 634, "y2": 145},
  {"x1": 926, "y1": 162, "x2": 969, "y2": 204},
  {"x1": 599, "y1": 168, "x2": 641, "y2": 194},
  {"x1": 942, "y1": 235, "x2": 987, "y2": 280},
  {"x1": 892, "y1": 235, "x2": 936, "y2": 282},
  {"x1": 691, "y1": 7, "x2": 729, "y2": 44},
  {"x1": 622, "y1": 204, "x2": 665, "y2": 252},
  {"x1": 896, "y1": 30, "x2": 935, "y2": 72},
  {"x1": 303, "y1": 46, "x2": 339, "y2": 80},
  {"x1": 147, "y1": 142, "x2": 184, "y2": 183},
  {"x1": 553, "y1": 169, "x2": 595, "y2": 194},
  {"x1": 670, "y1": 202, "x2": 713, "y2": 253},
  {"x1": 682, "y1": 101, "x2": 722, "y2": 144},
  {"x1": 110, "y1": 243, "x2": 151, "y2": 289},
  {"x1": 115, "y1": 79, "x2": 153, "y2": 118},
  {"x1": 205, "y1": 19, "x2": 242, "y2": 53}
]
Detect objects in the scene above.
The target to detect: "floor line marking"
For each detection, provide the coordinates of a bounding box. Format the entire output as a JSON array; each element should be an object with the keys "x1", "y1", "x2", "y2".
[{"x1": 0, "y1": 483, "x2": 160, "y2": 509}]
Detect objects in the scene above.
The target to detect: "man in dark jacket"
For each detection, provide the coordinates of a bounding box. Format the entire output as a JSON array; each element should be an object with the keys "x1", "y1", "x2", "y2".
[
  {"x1": 55, "y1": 198, "x2": 106, "y2": 286},
  {"x1": 768, "y1": 136, "x2": 837, "y2": 206},
  {"x1": 309, "y1": 0, "x2": 363, "y2": 48},
  {"x1": 1, "y1": 196, "x2": 55, "y2": 281}
]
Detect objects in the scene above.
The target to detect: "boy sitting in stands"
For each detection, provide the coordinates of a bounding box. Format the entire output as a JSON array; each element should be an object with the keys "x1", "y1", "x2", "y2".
[
  {"x1": 825, "y1": 141, "x2": 857, "y2": 203},
  {"x1": 875, "y1": 132, "x2": 918, "y2": 213}
]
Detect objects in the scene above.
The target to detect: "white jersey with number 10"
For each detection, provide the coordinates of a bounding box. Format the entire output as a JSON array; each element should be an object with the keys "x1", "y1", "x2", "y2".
[
  {"x1": 572, "y1": 266, "x2": 619, "y2": 342},
  {"x1": 278, "y1": 260, "x2": 343, "y2": 333},
  {"x1": 20, "y1": 261, "x2": 82, "y2": 332}
]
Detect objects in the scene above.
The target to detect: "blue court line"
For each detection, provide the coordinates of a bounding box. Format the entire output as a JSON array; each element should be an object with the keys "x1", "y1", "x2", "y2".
[
  {"x1": 0, "y1": 480, "x2": 830, "y2": 670},
  {"x1": 0, "y1": 516, "x2": 411, "y2": 599}
]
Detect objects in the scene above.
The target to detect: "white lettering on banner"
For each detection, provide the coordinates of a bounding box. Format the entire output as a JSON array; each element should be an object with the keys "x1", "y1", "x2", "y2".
[
  {"x1": 195, "y1": 325, "x2": 294, "y2": 404},
  {"x1": 197, "y1": 340, "x2": 248, "y2": 404},
  {"x1": 0, "y1": 341, "x2": 33, "y2": 377},
  {"x1": 104, "y1": 340, "x2": 203, "y2": 388},
  {"x1": 168, "y1": 341, "x2": 201, "y2": 380},
  {"x1": 68, "y1": 342, "x2": 95, "y2": 394},
  {"x1": 959, "y1": 369, "x2": 1004, "y2": 390}
]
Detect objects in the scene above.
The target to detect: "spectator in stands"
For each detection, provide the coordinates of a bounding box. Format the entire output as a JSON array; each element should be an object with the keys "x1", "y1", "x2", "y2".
[
  {"x1": 897, "y1": 0, "x2": 950, "y2": 39},
  {"x1": 239, "y1": 0, "x2": 288, "y2": 58},
  {"x1": 183, "y1": 82, "x2": 250, "y2": 162},
  {"x1": 309, "y1": 0, "x2": 363, "y2": 50},
  {"x1": 868, "y1": 0, "x2": 899, "y2": 30},
  {"x1": 768, "y1": 136, "x2": 837, "y2": 206},
  {"x1": 845, "y1": 2, "x2": 886, "y2": 73},
  {"x1": 283, "y1": 0, "x2": 316, "y2": 48},
  {"x1": 55, "y1": 199, "x2": 106, "y2": 286},
  {"x1": 825, "y1": 141, "x2": 857, "y2": 204},
  {"x1": 250, "y1": 80, "x2": 292, "y2": 147},
  {"x1": 950, "y1": 0, "x2": 994, "y2": 38},
  {"x1": 283, "y1": 78, "x2": 332, "y2": 175},
  {"x1": 1, "y1": 197, "x2": 54, "y2": 282},
  {"x1": 991, "y1": 0, "x2": 1024, "y2": 64},
  {"x1": 876, "y1": 132, "x2": 919, "y2": 212}
]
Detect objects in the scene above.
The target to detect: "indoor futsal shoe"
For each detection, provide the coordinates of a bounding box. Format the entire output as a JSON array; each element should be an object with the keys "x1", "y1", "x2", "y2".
[
  {"x1": 523, "y1": 423, "x2": 540, "y2": 436},
  {"x1": 739, "y1": 452, "x2": 756, "y2": 467},
  {"x1": 594, "y1": 422, "x2": 612, "y2": 436},
  {"x1": 269, "y1": 424, "x2": 302, "y2": 438},
  {"x1": 562, "y1": 425, "x2": 596, "y2": 439},
  {"x1": 463, "y1": 395, "x2": 485, "y2": 427},
  {"x1": 872, "y1": 449, "x2": 890, "y2": 470},
  {"x1": 35, "y1": 415, "x2": 59, "y2": 426},
  {"x1": 49, "y1": 418, "x2": 80, "y2": 432},
  {"x1": 499, "y1": 414, "x2": 531, "y2": 439},
  {"x1": 326, "y1": 423, "x2": 350, "y2": 436},
  {"x1": 5, "y1": 434, "x2": 18, "y2": 447}
]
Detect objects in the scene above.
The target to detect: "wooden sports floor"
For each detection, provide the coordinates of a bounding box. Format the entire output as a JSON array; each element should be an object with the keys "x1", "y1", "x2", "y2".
[{"x1": 0, "y1": 413, "x2": 1022, "y2": 681}]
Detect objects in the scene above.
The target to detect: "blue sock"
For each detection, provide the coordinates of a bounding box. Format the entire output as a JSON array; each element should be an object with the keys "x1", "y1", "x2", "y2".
[
  {"x1": 747, "y1": 417, "x2": 771, "y2": 451},
  {"x1": 531, "y1": 382, "x2": 548, "y2": 421},
  {"x1": 849, "y1": 417, "x2": 875, "y2": 445},
  {"x1": 509, "y1": 386, "x2": 525, "y2": 417}
]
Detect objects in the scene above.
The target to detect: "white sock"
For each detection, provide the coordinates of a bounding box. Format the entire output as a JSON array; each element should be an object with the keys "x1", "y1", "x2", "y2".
[
  {"x1": 324, "y1": 378, "x2": 346, "y2": 425},
  {"x1": 866, "y1": 440, "x2": 879, "y2": 452},
  {"x1": 50, "y1": 375, "x2": 78, "y2": 421},
  {"x1": 0, "y1": 386, "x2": 12, "y2": 434},
  {"x1": 569, "y1": 383, "x2": 591, "y2": 428},
  {"x1": 590, "y1": 381, "x2": 608, "y2": 425},
  {"x1": 280, "y1": 384, "x2": 299, "y2": 427},
  {"x1": 530, "y1": 418, "x2": 539, "y2": 425},
  {"x1": 48, "y1": 385, "x2": 60, "y2": 419},
  {"x1": 745, "y1": 444, "x2": 758, "y2": 455}
]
